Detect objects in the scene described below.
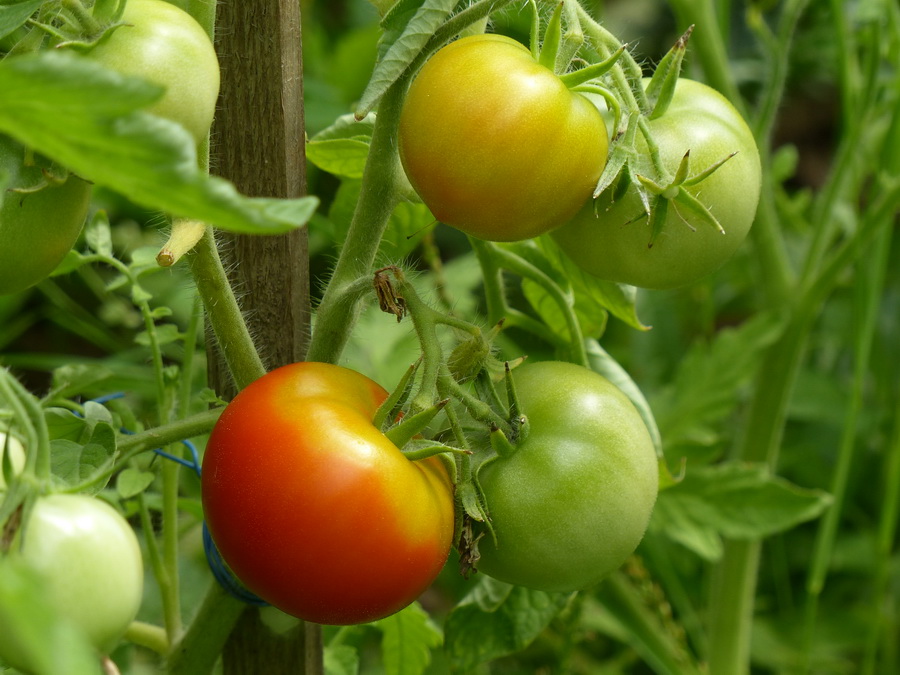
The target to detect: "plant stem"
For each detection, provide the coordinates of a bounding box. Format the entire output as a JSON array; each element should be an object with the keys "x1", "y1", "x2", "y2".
[
  {"x1": 187, "y1": 229, "x2": 265, "y2": 389},
  {"x1": 165, "y1": 582, "x2": 245, "y2": 675},
  {"x1": 306, "y1": 79, "x2": 409, "y2": 364}
]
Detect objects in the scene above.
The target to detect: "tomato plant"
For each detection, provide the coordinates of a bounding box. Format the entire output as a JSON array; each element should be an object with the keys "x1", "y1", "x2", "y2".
[
  {"x1": 85, "y1": 0, "x2": 221, "y2": 144},
  {"x1": 0, "y1": 494, "x2": 144, "y2": 670},
  {"x1": 398, "y1": 33, "x2": 609, "y2": 242},
  {"x1": 0, "y1": 135, "x2": 91, "y2": 296},
  {"x1": 474, "y1": 361, "x2": 658, "y2": 592},
  {"x1": 0, "y1": 431, "x2": 25, "y2": 490},
  {"x1": 552, "y1": 78, "x2": 761, "y2": 289},
  {"x1": 201, "y1": 361, "x2": 456, "y2": 626}
]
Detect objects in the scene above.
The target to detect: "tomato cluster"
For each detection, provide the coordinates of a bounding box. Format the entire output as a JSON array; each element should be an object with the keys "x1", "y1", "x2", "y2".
[{"x1": 201, "y1": 362, "x2": 456, "y2": 626}]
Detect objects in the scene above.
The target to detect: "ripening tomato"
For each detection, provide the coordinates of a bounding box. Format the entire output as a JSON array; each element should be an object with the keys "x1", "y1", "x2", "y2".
[
  {"x1": 398, "y1": 33, "x2": 609, "y2": 242},
  {"x1": 85, "y1": 0, "x2": 220, "y2": 143},
  {"x1": 475, "y1": 361, "x2": 658, "y2": 591},
  {"x1": 0, "y1": 135, "x2": 92, "y2": 296},
  {"x1": 552, "y1": 78, "x2": 761, "y2": 289},
  {"x1": 201, "y1": 362, "x2": 456, "y2": 625}
]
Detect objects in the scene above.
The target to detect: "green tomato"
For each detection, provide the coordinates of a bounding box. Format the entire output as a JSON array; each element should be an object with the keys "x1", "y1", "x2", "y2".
[
  {"x1": 398, "y1": 34, "x2": 609, "y2": 242},
  {"x1": 552, "y1": 78, "x2": 761, "y2": 289},
  {"x1": 86, "y1": 0, "x2": 220, "y2": 143},
  {"x1": 475, "y1": 361, "x2": 658, "y2": 592},
  {"x1": 0, "y1": 494, "x2": 144, "y2": 669},
  {"x1": 0, "y1": 135, "x2": 92, "y2": 296}
]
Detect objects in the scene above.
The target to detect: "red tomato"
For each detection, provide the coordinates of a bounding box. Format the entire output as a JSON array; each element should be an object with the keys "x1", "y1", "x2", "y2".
[{"x1": 201, "y1": 362, "x2": 455, "y2": 625}]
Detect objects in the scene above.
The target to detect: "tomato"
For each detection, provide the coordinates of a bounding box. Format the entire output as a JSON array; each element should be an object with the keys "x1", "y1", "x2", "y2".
[
  {"x1": 201, "y1": 362, "x2": 456, "y2": 625},
  {"x1": 397, "y1": 34, "x2": 608, "y2": 242},
  {"x1": 85, "y1": 0, "x2": 220, "y2": 143},
  {"x1": 0, "y1": 430, "x2": 26, "y2": 490},
  {"x1": 552, "y1": 78, "x2": 761, "y2": 289},
  {"x1": 0, "y1": 494, "x2": 144, "y2": 669},
  {"x1": 475, "y1": 361, "x2": 658, "y2": 591},
  {"x1": 0, "y1": 135, "x2": 92, "y2": 296}
]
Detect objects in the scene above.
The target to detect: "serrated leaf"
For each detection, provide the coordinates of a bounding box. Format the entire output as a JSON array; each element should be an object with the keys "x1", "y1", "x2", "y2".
[
  {"x1": 375, "y1": 602, "x2": 441, "y2": 675},
  {"x1": 444, "y1": 576, "x2": 572, "y2": 671},
  {"x1": 117, "y1": 467, "x2": 155, "y2": 498},
  {"x1": 357, "y1": 0, "x2": 458, "y2": 117},
  {"x1": 0, "y1": 0, "x2": 44, "y2": 41},
  {"x1": 652, "y1": 312, "x2": 785, "y2": 449},
  {"x1": 0, "y1": 51, "x2": 318, "y2": 234},
  {"x1": 653, "y1": 463, "x2": 832, "y2": 560}
]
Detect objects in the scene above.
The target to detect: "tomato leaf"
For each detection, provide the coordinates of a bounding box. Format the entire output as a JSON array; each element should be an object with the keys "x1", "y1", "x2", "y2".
[
  {"x1": 323, "y1": 644, "x2": 359, "y2": 675},
  {"x1": 0, "y1": 51, "x2": 318, "y2": 235},
  {"x1": 650, "y1": 312, "x2": 785, "y2": 455},
  {"x1": 116, "y1": 467, "x2": 155, "y2": 499},
  {"x1": 651, "y1": 463, "x2": 832, "y2": 561},
  {"x1": 0, "y1": 0, "x2": 43, "y2": 40},
  {"x1": 443, "y1": 576, "x2": 572, "y2": 671},
  {"x1": 50, "y1": 422, "x2": 116, "y2": 493},
  {"x1": 374, "y1": 601, "x2": 441, "y2": 675},
  {"x1": 306, "y1": 113, "x2": 377, "y2": 180},
  {"x1": 357, "y1": 0, "x2": 458, "y2": 117}
]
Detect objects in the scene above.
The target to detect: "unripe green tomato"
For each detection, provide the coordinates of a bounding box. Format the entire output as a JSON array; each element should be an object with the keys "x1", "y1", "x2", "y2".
[
  {"x1": 552, "y1": 78, "x2": 762, "y2": 289},
  {"x1": 0, "y1": 135, "x2": 92, "y2": 296},
  {"x1": 85, "y1": 0, "x2": 221, "y2": 143},
  {"x1": 398, "y1": 34, "x2": 609, "y2": 242},
  {"x1": 0, "y1": 495, "x2": 144, "y2": 669},
  {"x1": 476, "y1": 361, "x2": 658, "y2": 591}
]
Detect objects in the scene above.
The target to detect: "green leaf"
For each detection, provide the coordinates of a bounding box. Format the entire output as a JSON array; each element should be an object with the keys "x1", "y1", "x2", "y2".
[
  {"x1": 135, "y1": 323, "x2": 181, "y2": 347},
  {"x1": 50, "y1": 422, "x2": 116, "y2": 493},
  {"x1": 375, "y1": 602, "x2": 441, "y2": 675},
  {"x1": 117, "y1": 467, "x2": 155, "y2": 498},
  {"x1": 49, "y1": 364, "x2": 115, "y2": 400},
  {"x1": 653, "y1": 463, "x2": 832, "y2": 560},
  {"x1": 357, "y1": 0, "x2": 458, "y2": 117},
  {"x1": 0, "y1": 51, "x2": 318, "y2": 234},
  {"x1": 444, "y1": 576, "x2": 572, "y2": 671},
  {"x1": 0, "y1": 0, "x2": 43, "y2": 41},
  {"x1": 306, "y1": 113, "x2": 376, "y2": 179},
  {"x1": 651, "y1": 312, "x2": 785, "y2": 451},
  {"x1": 84, "y1": 211, "x2": 113, "y2": 257},
  {"x1": 324, "y1": 644, "x2": 359, "y2": 675}
]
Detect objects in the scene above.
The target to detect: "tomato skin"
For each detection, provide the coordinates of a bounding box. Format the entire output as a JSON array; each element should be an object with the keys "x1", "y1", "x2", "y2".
[
  {"x1": 398, "y1": 34, "x2": 608, "y2": 242},
  {"x1": 0, "y1": 135, "x2": 91, "y2": 296},
  {"x1": 0, "y1": 494, "x2": 144, "y2": 668},
  {"x1": 475, "y1": 361, "x2": 658, "y2": 592},
  {"x1": 552, "y1": 78, "x2": 761, "y2": 289},
  {"x1": 201, "y1": 362, "x2": 456, "y2": 626},
  {"x1": 85, "y1": 0, "x2": 220, "y2": 143}
]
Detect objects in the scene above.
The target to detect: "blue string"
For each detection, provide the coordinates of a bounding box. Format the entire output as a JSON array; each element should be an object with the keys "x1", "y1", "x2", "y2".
[{"x1": 74, "y1": 393, "x2": 269, "y2": 607}]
